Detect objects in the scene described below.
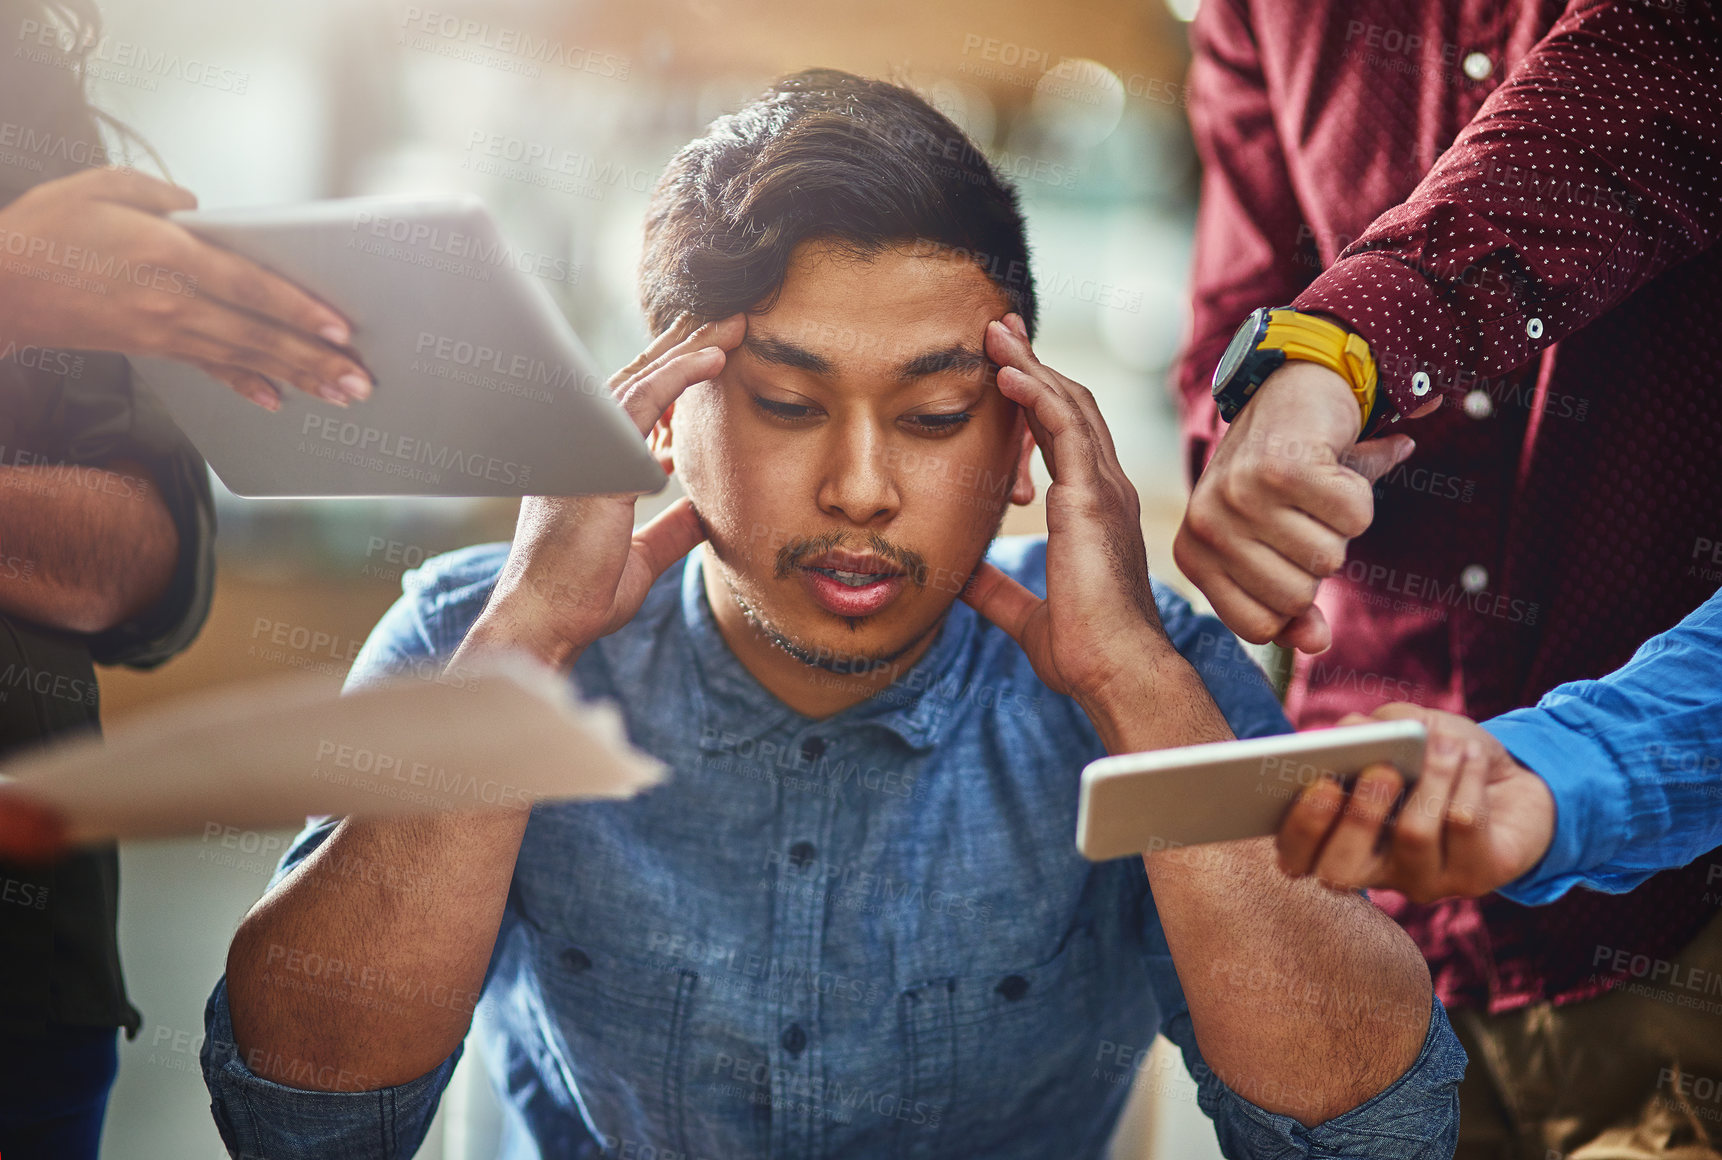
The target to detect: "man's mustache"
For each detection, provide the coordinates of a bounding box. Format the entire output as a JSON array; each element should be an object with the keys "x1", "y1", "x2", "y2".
[{"x1": 774, "y1": 530, "x2": 930, "y2": 588}]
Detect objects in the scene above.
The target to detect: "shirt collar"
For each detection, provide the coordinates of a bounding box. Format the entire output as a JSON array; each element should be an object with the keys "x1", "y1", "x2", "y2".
[{"x1": 680, "y1": 544, "x2": 980, "y2": 753}]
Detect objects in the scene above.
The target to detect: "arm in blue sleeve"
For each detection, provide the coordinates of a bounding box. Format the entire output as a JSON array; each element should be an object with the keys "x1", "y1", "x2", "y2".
[
  {"x1": 199, "y1": 817, "x2": 465, "y2": 1159},
  {"x1": 1142, "y1": 920, "x2": 1466, "y2": 1158},
  {"x1": 199, "y1": 570, "x2": 482, "y2": 1157},
  {"x1": 1489, "y1": 588, "x2": 1722, "y2": 905}
]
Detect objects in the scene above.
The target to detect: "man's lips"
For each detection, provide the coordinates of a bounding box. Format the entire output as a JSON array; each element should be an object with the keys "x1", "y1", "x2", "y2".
[{"x1": 797, "y1": 552, "x2": 907, "y2": 617}]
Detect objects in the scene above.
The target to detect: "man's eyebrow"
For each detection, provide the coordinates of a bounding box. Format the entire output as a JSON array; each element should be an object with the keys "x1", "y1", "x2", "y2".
[
  {"x1": 896, "y1": 345, "x2": 991, "y2": 381},
  {"x1": 742, "y1": 335, "x2": 834, "y2": 375}
]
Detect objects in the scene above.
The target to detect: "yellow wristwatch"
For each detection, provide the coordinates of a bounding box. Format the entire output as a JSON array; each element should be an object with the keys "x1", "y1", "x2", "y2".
[{"x1": 1211, "y1": 306, "x2": 1379, "y2": 432}]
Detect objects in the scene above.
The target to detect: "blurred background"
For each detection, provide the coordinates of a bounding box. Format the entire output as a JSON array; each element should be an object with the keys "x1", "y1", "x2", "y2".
[{"x1": 76, "y1": 0, "x2": 1235, "y2": 1155}]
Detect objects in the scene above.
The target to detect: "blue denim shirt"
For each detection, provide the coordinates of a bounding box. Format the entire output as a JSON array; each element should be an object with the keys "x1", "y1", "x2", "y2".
[{"x1": 202, "y1": 536, "x2": 1464, "y2": 1159}]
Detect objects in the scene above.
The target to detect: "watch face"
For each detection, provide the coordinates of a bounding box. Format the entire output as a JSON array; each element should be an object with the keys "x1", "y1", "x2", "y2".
[{"x1": 1214, "y1": 308, "x2": 1265, "y2": 390}]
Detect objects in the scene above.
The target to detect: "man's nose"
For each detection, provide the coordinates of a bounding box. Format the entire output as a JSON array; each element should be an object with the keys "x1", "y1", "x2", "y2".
[{"x1": 817, "y1": 421, "x2": 900, "y2": 526}]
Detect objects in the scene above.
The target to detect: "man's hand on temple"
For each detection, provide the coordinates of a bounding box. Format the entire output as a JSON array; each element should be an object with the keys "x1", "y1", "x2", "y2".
[
  {"x1": 1276, "y1": 703, "x2": 1558, "y2": 902},
  {"x1": 962, "y1": 315, "x2": 1435, "y2": 1126},
  {"x1": 1174, "y1": 361, "x2": 1415, "y2": 654},
  {"x1": 471, "y1": 314, "x2": 745, "y2": 671},
  {"x1": 962, "y1": 313, "x2": 1215, "y2": 752}
]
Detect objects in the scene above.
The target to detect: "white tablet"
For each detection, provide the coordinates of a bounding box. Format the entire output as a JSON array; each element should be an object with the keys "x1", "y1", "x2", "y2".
[
  {"x1": 132, "y1": 194, "x2": 667, "y2": 498},
  {"x1": 1075, "y1": 719, "x2": 1427, "y2": 860}
]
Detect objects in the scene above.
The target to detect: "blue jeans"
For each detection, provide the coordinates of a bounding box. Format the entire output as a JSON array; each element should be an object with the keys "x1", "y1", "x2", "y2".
[{"x1": 0, "y1": 1025, "x2": 120, "y2": 1160}]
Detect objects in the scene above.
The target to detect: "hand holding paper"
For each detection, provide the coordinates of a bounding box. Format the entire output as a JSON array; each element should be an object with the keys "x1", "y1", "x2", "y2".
[{"x1": 0, "y1": 654, "x2": 664, "y2": 845}]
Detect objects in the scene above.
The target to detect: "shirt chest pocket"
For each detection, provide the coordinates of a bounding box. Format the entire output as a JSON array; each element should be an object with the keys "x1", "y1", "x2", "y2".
[
  {"x1": 530, "y1": 932, "x2": 703, "y2": 1154},
  {"x1": 890, "y1": 921, "x2": 1128, "y2": 1159}
]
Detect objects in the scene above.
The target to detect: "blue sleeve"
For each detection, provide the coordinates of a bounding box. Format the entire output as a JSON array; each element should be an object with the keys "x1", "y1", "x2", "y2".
[
  {"x1": 1151, "y1": 579, "x2": 1293, "y2": 742},
  {"x1": 1142, "y1": 923, "x2": 1464, "y2": 1158},
  {"x1": 1488, "y1": 587, "x2": 1722, "y2": 905},
  {"x1": 981, "y1": 536, "x2": 1290, "y2": 742},
  {"x1": 199, "y1": 551, "x2": 504, "y2": 1158}
]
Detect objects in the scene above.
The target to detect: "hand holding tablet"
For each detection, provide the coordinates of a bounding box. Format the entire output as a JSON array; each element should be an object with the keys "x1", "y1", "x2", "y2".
[{"x1": 132, "y1": 194, "x2": 666, "y2": 498}]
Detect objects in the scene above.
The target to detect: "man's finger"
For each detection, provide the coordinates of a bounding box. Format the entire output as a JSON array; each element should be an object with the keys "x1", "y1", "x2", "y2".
[
  {"x1": 1271, "y1": 605, "x2": 1332, "y2": 654},
  {"x1": 959, "y1": 561, "x2": 1042, "y2": 644},
  {"x1": 1442, "y1": 738, "x2": 1491, "y2": 872},
  {"x1": 1337, "y1": 435, "x2": 1415, "y2": 484},
  {"x1": 1310, "y1": 764, "x2": 1403, "y2": 889},
  {"x1": 1384, "y1": 737, "x2": 1461, "y2": 895},
  {"x1": 615, "y1": 313, "x2": 745, "y2": 400},
  {"x1": 70, "y1": 167, "x2": 198, "y2": 214},
  {"x1": 616, "y1": 346, "x2": 727, "y2": 436},
  {"x1": 631, "y1": 496, "x2": 706, "y2": 580},
  {"x1": 1276, "y1": 775, "x2": 1346, "y2": 877}
]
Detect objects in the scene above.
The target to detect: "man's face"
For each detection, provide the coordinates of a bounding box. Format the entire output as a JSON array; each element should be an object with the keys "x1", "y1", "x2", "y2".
[{"x1": 660, "y1": 239, "x2": 1034, "y2": 676}]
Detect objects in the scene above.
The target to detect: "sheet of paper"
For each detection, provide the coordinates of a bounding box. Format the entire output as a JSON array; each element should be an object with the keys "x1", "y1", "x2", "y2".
[{"x1": 0, "y1": 655, "x2": 666, "y2": 842}]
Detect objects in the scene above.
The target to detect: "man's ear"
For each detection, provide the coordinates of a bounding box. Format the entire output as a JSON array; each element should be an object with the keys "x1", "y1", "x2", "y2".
[
  {"x1": 648, "y1": 402, "x2": 675, "y2": 474},
  {"x1": 1009, "y1": 415, "x2": 1036, "y2": 505}
]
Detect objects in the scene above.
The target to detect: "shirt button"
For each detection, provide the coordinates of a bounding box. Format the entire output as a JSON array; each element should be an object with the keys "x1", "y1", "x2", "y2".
[
  {"x1": 1463, "y1": 389, "x2": 1494, "y2": 420},
  {"x1": 1526, "y1": 317, "x2": 1544, "y2": 339},
  {"x1": 559, "y1": 947, "x2": 593, "y2": 973},
  {"x1": 1410, "y1": 371, "x2": 1432, "y2": 397},
  {"x1": 1462, "y1": 51, "x2": 1494, "y2": 81},
  {"x1": 787, "y1": 841, "x2": 817, "y2": 869},
  {"x1": 780, "y1": 1023, "x2": 807, "y2": 1056},
  {"x1": 800, "y1": 736, "x2": 826, "y2": 761},
  {"x1": 1460, "y1": 565, "x2": 1489, "y2": 594},
  {"x1": 996, "y1": 974, "x2": 1031, "y2": 1001}
]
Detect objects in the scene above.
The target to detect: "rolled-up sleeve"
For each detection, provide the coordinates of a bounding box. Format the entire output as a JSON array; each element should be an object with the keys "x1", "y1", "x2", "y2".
[
  {"x1": 200, "y1": 570, "x2": 467, "y2": 1157},
  {"x1": 201, "y1": 975, "x2": 462, "y2": 1160},
  {"x1": 1145, "y1": 941, "x2": 1466, "y2": 1158},
  {"x1": 75, "y1": 355, "x2": 216, "y2": 668}
]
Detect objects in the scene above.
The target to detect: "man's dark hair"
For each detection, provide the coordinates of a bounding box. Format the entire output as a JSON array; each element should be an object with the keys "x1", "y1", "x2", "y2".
[{"x1": 640, "y1": 68, "x2": 1037, "y2": 337}]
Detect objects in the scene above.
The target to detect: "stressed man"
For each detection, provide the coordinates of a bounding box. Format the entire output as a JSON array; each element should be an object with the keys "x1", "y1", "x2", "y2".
[{"x1": 203, "y1": 71, "x2": 1463, "y2": 1159}]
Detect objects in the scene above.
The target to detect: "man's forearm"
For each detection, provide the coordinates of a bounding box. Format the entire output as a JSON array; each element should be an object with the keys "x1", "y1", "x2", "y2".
[
  {"x1": 225, "y1": 808, "x2": 529, "y2": 1091},
  {"x1": 0, "y1": 458, "x2": 176, "y2": 633},
  {"x1": 226, "y1": 626, "x2": 538, "y2": 1091},
  {"x1": 1085, "y1": 653, "x2": 1433, "y2": 1126}
]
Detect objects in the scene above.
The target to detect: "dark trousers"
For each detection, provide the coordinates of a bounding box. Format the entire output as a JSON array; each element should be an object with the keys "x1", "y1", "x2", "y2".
[
  {"x1": 1455, "y1": 907, "x2": 1722, "y2": 1160},
  {"x1": 0, "y1": 1024, "x2": 120, "y2": 1160}
]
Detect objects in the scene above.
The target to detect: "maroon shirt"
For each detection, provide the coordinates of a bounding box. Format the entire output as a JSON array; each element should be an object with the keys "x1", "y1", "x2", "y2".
[{"x1": 1175, "y1": 0, "x2": 1722, "y2": 1013}]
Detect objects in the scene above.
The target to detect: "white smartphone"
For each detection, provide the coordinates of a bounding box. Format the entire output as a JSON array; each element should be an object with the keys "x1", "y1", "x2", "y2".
[{"x1": 1075, "y1": 719, "x2": 1427, "y2": 861}]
